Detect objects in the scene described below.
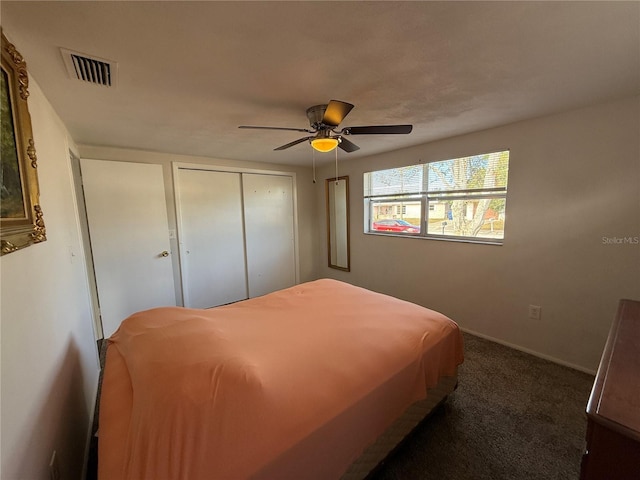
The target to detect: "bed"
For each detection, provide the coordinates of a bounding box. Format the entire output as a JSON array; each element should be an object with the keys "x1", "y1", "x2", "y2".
[{"x1": 98, "y1": 279, "x2": 464, "y2": 480}]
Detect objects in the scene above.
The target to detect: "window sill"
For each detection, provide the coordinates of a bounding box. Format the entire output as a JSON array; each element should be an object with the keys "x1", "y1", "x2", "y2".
[{"x1": 364, "y1": 231, "x2": 503, "y2": 246}]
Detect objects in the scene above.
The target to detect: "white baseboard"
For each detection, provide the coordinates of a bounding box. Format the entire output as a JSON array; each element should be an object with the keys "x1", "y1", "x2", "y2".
[{"x1": 460, "y1": 327, "x2": 597, "y2": 376}]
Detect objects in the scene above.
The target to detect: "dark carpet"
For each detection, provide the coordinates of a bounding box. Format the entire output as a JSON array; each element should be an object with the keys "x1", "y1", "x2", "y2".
[{"x1": 368, "y1": 332, "x2": 595, "y2": 480}]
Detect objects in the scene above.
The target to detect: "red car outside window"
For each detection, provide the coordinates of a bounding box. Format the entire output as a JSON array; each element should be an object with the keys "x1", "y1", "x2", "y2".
[{"x1": 372, "y1": 220, "x2": 420, "y2": 233}]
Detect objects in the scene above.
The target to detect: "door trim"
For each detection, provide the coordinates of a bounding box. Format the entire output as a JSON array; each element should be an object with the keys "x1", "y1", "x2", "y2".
[{"x1": 71, "y1": 151, "x2": 104, "y2": 341}]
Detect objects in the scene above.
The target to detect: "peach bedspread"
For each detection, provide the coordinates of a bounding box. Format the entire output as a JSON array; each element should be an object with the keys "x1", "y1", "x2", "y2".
[{"x1": 98, "y1": 279, "x2": 463, "y2": 480}]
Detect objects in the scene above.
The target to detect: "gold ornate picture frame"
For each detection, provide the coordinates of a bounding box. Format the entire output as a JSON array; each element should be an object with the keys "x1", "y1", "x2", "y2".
[{"x1": 1, "y1": 31, "x2": 46, "y2": 255}]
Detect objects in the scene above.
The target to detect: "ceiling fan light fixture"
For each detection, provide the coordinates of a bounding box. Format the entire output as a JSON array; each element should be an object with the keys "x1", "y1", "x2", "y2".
[
  {"x1": 239, "y1": 100, "x2": 411, "y2": 153},
  {"x1": 310, "y1": 137, "x2": 340, "y2": 153}
]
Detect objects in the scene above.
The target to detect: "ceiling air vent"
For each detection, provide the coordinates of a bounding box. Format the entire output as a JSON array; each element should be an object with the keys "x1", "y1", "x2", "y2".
[{"x1": 61, "y1": 48, "x2": 117, "y2": 87}]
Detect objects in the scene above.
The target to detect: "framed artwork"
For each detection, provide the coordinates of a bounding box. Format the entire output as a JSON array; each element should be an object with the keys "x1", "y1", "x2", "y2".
[{"x1": 1, "y1": 31, "x2": 46, "y2": 255}]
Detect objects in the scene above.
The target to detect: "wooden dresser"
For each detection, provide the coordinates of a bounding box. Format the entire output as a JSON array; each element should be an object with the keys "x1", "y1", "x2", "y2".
[{"x1": 580, "y1": 299, "x2": 640, "y2": 480}]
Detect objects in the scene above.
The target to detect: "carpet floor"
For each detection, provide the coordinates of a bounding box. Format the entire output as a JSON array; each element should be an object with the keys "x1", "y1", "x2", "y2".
[{"x1": 368, "y1": 332, "x2": 595, "y2": 480}]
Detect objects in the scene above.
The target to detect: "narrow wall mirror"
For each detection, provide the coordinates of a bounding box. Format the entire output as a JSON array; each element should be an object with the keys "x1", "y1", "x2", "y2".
[{"x1": 326, "y1": 176, "x2": 350, "y2": 271}]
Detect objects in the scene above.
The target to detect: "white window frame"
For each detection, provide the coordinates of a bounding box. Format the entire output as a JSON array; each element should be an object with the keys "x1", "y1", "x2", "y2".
[{"x1": 364, "y1": 151, "x2": 509, "y2": 245}]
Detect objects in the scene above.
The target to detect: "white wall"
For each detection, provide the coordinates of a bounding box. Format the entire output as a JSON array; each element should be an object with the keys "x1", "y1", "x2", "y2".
[
  {"x1": 0, "y1": 76, "x2": 100, "y2": 478},
  {"x1": 317, "y1": 96, "x2": 640, "y2": 373},
  {"x1": 77, "y1": 146, "x2": 321, "y2": 311}
]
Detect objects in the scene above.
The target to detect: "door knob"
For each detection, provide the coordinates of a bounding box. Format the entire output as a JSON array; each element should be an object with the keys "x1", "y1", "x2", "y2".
[{"x1": 160, "y1": 250, "x2": 169, "y2": 257}]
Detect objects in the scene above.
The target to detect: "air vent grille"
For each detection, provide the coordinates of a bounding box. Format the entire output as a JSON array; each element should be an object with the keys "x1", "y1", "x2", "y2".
[{"x1": 61, "y1": 48, "x2": 117, "y2": 87}]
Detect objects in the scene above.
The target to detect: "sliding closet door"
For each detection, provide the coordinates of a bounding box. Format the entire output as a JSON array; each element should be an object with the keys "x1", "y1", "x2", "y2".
[
  {"x1": 242, "y1": 173, "x2": 296, "y2": 297},
  {"x1": 176, "y1": 169, "x2": 248, "y2": 308}
]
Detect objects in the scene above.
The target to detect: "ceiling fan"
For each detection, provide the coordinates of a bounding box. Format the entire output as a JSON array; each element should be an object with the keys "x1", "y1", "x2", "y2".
[{"x1": 239, "y1": 100, "x2": 412, "y2": 153}]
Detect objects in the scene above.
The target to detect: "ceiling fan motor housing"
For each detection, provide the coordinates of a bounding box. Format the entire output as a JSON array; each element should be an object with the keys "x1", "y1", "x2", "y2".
[{"x1": 306, "y1": 104, "x2": 329, "y2": 130}]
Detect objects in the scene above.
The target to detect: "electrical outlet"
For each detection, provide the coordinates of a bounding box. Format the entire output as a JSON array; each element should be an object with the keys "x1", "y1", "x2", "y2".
[
  {"x1": 528, "y1": 305, "x2": 542, "y2": 320},
  {"x1": 49, "y1": 450, "x2": 60, "y2": 480}
]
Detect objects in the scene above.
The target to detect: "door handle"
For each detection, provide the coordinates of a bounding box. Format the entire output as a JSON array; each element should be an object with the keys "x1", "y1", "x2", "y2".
[{"x1": 160, "y1": 250, "x2": 169, "y2": 257}]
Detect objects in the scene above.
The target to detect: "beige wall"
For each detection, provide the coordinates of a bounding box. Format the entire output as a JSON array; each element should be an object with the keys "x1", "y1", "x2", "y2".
[
  {"x1": 0, "y1": 76, "x2": 100, "y2": 479},
  {"x1": 316, "y1": 96, "x2": 640, "y2": 373}
]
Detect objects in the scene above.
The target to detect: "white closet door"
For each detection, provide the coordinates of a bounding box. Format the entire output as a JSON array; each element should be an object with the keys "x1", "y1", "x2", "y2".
[
  {"x1": 176, "y1": 169, "x2": 248, "y2": 308},
  {"x1": 242, "y1": 173, "x2": 296, "y2": 297},
  {"x1": 80, "y1": 159, "x2": 176, "y2": 337}
]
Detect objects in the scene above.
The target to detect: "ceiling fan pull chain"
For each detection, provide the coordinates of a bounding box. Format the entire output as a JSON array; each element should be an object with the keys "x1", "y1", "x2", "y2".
[
  {"x1": 312, "y1": 149, "x2": 316, "y2": 184},
  {"x1": 335, "y1": 148, "x2": 339, "y2": 183}
]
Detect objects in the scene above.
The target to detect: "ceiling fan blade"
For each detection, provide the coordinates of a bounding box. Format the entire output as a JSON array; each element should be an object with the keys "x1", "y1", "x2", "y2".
[
  {"x1": 344, "y1": 125, "x2": 413, "y2": 135},
  {"x1": 239, "y1": 125, "x2": 312, "y2": 133},
  {"x1": 274, "y1": 136, "x2": 313, "y2": 151},
  {"x1": 322, "y1": 100, "x2": 355, "y2": 127},
  {"x1": 338, "y1": 137, "x2": 360, "y2": 153}
]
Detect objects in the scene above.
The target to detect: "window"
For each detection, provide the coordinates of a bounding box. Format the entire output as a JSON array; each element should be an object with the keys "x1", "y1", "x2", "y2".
[{"x1": 364, "y1": 151, "x2": 509, "y2": 243}]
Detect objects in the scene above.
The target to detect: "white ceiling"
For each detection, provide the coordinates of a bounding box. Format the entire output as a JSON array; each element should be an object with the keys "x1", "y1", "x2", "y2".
[{"x1": 2, "y1": 1, "x2": 639, "y2": 167}]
